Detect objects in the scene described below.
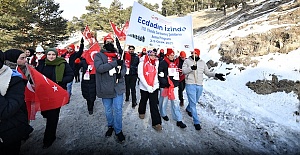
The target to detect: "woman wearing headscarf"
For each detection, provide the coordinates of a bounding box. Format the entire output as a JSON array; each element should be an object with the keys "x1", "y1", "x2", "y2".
[
  {"x1": 0, "y1": 50, "x2": 33, "y2": 154},
  {"x1": 36, "y1": 48, "x2": 74, "y2": 148}
]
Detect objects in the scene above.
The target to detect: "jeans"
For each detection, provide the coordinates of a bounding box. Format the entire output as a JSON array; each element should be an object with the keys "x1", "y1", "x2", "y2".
[
  {"x1": 185, "y1": 84, "x2": 203, "y2": 125},
  {"x1": 67, "y1": 81, "x2": 73, "y2": 97},
  {"x1": 159, "y1": 87, "x2": 182, "y2": 121},
  {"x1": 102, "y1": 93, "x2": 124, "y2": 134}
]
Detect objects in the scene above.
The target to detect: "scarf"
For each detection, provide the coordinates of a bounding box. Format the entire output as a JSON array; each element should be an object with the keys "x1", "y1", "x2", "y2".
[
  {"x1": 161, "y1": 76, "x2": 175, "y2": 100},
  {"x1": 64, "y1": 51, "x2": 75, "y2": 63},
  {"x1": 124, "y1": 52, "x2": 131, "y2": 68},
  {"x1": 164, "y1": 57, "x2": 178, "y2": 68},
  {"x1": 45, "y1": 57, "x2": 66, "y2": 82},
  {"x1": 17, "y1": 65, "x2": 27, "y2": 79},
  {"x1": 103, "y1": 52, "x2": 118, "y2": 63},
  {"x1": 0, "y1": 65, "x2": 12, "y2": 96}
]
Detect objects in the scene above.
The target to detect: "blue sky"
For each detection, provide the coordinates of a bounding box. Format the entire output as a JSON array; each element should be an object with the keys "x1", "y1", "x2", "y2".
[{"x1": 54, "y1": 0, "x2": 162, "y2": 20}]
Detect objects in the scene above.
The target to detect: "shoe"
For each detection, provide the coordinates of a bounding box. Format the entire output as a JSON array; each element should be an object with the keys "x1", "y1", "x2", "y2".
[
  {"x1": 139, "y1": 114, "x2": 145, "y2": 119},
  {"x1": 125, "y1": 98, "x2": 129, "y2": 102},
  {"x1": 162, "y1": 116, "x2": 169, "y2": 121},
  {"x1": 105, "y1": 126, "x2": 114, "y2": 137},
  {"x1": 176, "y1": 121, "x2": 187, "y2": 128},
  {"x1": 152, "y1": 124, "x2": 162, "y2": 131},
  {"x1": 88, "y1": 110, "x2": 93, "y2": 115},
  {"x1": 180, "y1": 101, "x2": 184, "y2": 106},
  {"x1": 42, "y1": 137, "x2": 56, "y2": 149},
  {"x1": 186, "y1": 109, "x2": 192, "y2": 117},
  {"x1": 116, "y1": 131, "x2": 125, "y2": 143},
  {"x1": 194, "y1": 124, "x2": 202, "y2": 130},
  {"x1": 132, "y1": 102, "x2": 137, "y2": 108}
]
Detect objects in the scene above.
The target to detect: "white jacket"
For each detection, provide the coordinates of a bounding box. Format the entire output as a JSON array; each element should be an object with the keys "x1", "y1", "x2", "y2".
[
  {"x1": 138, "y1": 56, "x2": 159, "y2": 93},
  {"x1": 182, "y1": 57, "x2": 215, "y2": 85}
]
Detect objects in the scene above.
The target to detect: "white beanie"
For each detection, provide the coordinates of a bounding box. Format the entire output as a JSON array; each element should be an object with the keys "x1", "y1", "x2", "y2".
[{"x1": 35, "y1": 45, "x2": 44, "y2": 53}]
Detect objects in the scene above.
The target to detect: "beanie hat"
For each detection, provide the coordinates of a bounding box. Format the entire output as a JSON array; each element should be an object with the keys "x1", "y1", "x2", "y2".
[
  {"x1": 153, "y1": 48, "x2": 157, "y2": 53},
  {"x1": 194, "y1": 48, "x2": 200, "y2": 56},
  {"x1": 45, "y1": 48, "x2": 58, "y2": 56},
  {"x1": 166, "y1": 48, "x2": 174, "y2": 56},
  {"x1": 179, "y1": 51, "x2": 186, "y2": 58},
  {"x1": 104, "y1": 34, "x2": 114, "y2": 44},
  {"x1": 4, "y1": 49, "x2": 24, "y2": 63},
  {"x1": 160, "y1": 49, "x2": 164, "y2": 53},
  {"x1": 68, "y1": 44, "x2": 75, "y2": 51},
  {"x1": 142, "y1": 48, "x2": 146, "y2": 52},
  {"x1": 35, "y1": 45, "x2": 44, "y2": 53},
  {"x1": 0, "y1": 50, "x2": 4, "y2": 69}
]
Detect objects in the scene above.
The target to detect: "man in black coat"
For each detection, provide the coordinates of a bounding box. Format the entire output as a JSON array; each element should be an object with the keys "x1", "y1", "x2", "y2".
[{"x1": 124, "y1": 45, "x2": 139, "y2": 108}]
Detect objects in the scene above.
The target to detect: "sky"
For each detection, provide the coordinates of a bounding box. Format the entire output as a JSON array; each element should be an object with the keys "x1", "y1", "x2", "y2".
[{"x1": 54, "y1": 0, "x2": 163, "y2": 20}]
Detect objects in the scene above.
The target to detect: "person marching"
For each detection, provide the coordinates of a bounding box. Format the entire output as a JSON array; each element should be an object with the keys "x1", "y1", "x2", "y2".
[
  {"x1": 176, "y1": 51, "x2": 187, "y2": 106},
  {"x1": 36, "y1": 48, "x2": 74, "y2": 148},
  {"x1": 124, "y1": 45, "x2": 139, "y2": 108},
  {"x1": 182, "y1": 48, "x2": 225, "y2": 130},
  {"x1": 138, "y1": 50, "x2": 162, "y2": 131},
  {"x1": 94, "y1": 35, "x2": 126, "y2": 143},
  {"x1": 158, "y1": 48, "x2": 187, "y2": 129}
]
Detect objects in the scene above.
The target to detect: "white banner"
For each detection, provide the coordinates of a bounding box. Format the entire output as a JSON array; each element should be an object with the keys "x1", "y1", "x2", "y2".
[{"x1": 126, "y1": 2, "x2": 194, "y2": 52}]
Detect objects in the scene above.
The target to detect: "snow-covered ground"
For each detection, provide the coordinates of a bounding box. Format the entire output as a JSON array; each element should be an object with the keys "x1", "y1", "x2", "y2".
[{"x1": 20, "y1": 0, "x2": 300, "y2": 154}]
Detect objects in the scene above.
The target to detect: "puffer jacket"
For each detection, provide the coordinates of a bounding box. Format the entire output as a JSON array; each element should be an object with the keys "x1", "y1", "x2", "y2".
[{"x1": 182, "y1": 56, "x2": 215, "y2": 85}]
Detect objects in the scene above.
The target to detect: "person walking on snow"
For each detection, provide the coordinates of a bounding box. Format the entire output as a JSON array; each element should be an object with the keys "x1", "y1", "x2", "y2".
[
  {"x1": 182, "y1": 48, "x2": 225, "y2": 130},
  {"x1": 94, "y1": 35, "x2": 126, "y2": 143},
  {"x1": 175, "y1": 51, "x2": 187, "y2": 106},
  {"x1": 158, "y1": 48, "x2": 187, "y2": 129}
]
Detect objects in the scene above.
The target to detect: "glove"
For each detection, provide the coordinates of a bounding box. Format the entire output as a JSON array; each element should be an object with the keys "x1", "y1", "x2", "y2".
[
  {"x1": 215, "y1": 73, "x2": 225, "y2": 81},
  {"x1": 116, "y1": 73, "x2": 121, "y2": 79},
  {"x1": 81, "y1": 37, "x2": 84, "y2": 44},
  {"x1": 117, "y1": 59, "x2": 123, "y2": 66},
  {"x1": 191, "y1": 65, "x2": 197, "y2": 70}
]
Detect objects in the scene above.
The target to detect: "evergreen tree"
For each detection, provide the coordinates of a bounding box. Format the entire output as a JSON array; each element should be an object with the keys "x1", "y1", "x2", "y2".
[{"x1": 162, "y1": 0, "x2": 175, "y2": 16}]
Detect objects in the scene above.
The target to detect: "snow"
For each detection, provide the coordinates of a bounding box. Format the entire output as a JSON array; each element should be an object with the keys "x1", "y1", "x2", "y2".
[{"x1": 20, "y1": 0, "x2": 300, "y2": 154}]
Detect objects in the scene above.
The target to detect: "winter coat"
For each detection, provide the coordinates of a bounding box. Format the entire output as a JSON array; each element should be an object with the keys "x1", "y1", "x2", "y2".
[
  {"x1": 176, "y1": 57, "x2": 186, "y2": 82},
  {"x1": 158, "y1": 59, "x2": 179, "y2": 88},
  {"x1": 182, "y1": 56, "x2": 215, "y2": 85},
  {"x1": 0, "y1": 65, "x2": 33, "y2": 146},
  {"x1": 61, "y1": 43, "x2": 84, "y2": 72},
  {"x1": 80, "y1": 59, "x2": 96, "y2": 102},
  {"x1": 126, "y1": 53, "x2": 139, "y2": 76},
  {"x1": 36, "y1": 59, "x2": 74, "y2": 90},
  {"x1": 138, "y1": 56, "x2": 159, "y2": 92},
  {"x1": 94, "y1": 49, "x2": 126, "y2": 98}
]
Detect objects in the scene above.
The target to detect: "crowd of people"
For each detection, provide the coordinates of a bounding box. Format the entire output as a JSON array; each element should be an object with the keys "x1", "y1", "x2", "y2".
[{"x1": 0, "y1": 35, "x2": 226, "y2": 154}]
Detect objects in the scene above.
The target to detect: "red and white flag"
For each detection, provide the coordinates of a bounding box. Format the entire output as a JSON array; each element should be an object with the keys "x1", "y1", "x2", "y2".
[
  {"x1": 109, "y1": 21, "x2": 122, "y2": 39},
  {"x1": 25, "y1": 65, "x2": 69, "y2": 119},
  {"x1": 119, "y1": 21, "x2": 129, "y2": 41},
  {"x1": 82, "y1": 43, "x2": 101, "y2": 74},
  {"x1": 143, "y1": 55, "x2": 157, "y2": 87},
  {"x1": 82, "y1": 25, "x2": 96, "y2": 46}
]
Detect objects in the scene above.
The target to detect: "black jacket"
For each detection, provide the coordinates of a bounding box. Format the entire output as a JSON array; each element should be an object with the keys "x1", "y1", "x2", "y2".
[
  {"x1": 0, "y1": 76, "x2": 33, "y2": 145},
  {"x1": 36, "y1": 59, "x2": 74, "y2": 90},
  {"x1": 127, "y1": 53, "x2": 139, "y2": 76},
  {"x1": 80, "y1": 59, "x2": 96, "y2": 102},
  {"x1": 61, "y1": 43, "x2": 84, "y2": 72},
  {"x1": 158, "y1": 59, "x2": 179, "y2": 88}
]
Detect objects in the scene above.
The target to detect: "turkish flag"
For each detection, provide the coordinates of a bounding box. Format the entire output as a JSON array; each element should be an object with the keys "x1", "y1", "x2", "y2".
[
  {"x1": 161, "y1": 77, "x2": 175, "y2": 100},
  {"x1": 124, "y1": 52, "x2": 131, "y2": 68},
  {"x1": 82, "y1": 43, "x2": 101, "y2": 74},
  {"x1": 143, "y1": 55, "x2": 157, "y2": 86},
  {"x1": 82, "y1": 25, "x2": 96, "y2": 46},
  {"x1": 110, "y1": 21, "x2": 122, "y2": 39},
  {"x1": 119, "y1": 21, "x2": 129, "y2": 41},
  {"x1": 26, "y1": 65, "x2": 69, "y2": 113}
]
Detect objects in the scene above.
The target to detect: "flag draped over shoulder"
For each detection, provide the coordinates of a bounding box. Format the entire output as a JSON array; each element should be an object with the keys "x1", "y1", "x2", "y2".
[
  {"x1": 25, "y1": 65, "x2": 69, "y2": 119},
  {"x1": 82, "y1": 43, "x2": 100, "y2": 74},
  {"x1": 82, "y1": 25, "x2": 96, "y2": 46},
  {"x1": 161, "y1": 76, "x2": 175, "y2": 100},
  {"x1": 143, "y1": 55, "x2": 156, "y2": 87}
]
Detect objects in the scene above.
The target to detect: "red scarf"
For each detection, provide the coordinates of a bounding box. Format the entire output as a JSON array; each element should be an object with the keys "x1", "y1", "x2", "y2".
[
  {"x1": 164, "y1": 57, "x2": 178, "y2": 68},
  {"x1": 143, "y1": 55, "x2": 157, "y2": 86},
  {"x1": 161, "y1": 76, "x2": 175, "y2": 100},
  {"x1": 124, "y1": 52, "x2": 131, "y2": 68},
  {"x1": 17, "y1": 66, "x2": 27, "y2": 80},
  {"x1": 103, "y1": 52, "x2": 118, "y2": 63},
  {"x1": 65, "y1": 51, "x2": 75, "y2": 59}
]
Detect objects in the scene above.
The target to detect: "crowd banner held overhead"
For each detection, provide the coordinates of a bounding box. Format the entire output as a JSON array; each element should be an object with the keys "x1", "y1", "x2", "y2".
[{"x1": 126, "y1": 2, "x2": 194, "y2": 51}]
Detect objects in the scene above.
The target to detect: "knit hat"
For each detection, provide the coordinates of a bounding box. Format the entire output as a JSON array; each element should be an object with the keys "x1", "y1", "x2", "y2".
[
  {"x1": 142, "y1": 48, "x2": 146, "y2": 52},
  {"x1": 68, "y1": 44, "x2": 75, "y2": 51},
  {"x1": 194, "y1": 48, "x2": 200, "y2": 56},
  {"x1": 0, "y1": 50, "x2": 4, "y2": 69},
  {"x1": 166, "y1": 48, "x2": 174, "y2": 56},
  {"x1": 104, "y1": 34, "x2": 114, "y2": 44},
  {"x1": 160, "y1": 49, "x2": 164, "y2": 53},
  {"x1": 4, "y1": 49, "x2": 24, "y2": 63},
  {"x1": 179, "y1": 51, "x2": 186, "y2": 58},
  {"x1": 45, "y1": 48, "x2": 58, "y2": 56},
  {"x1": 35, "y1": 45, "x2": 44, "y2": 53}
]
